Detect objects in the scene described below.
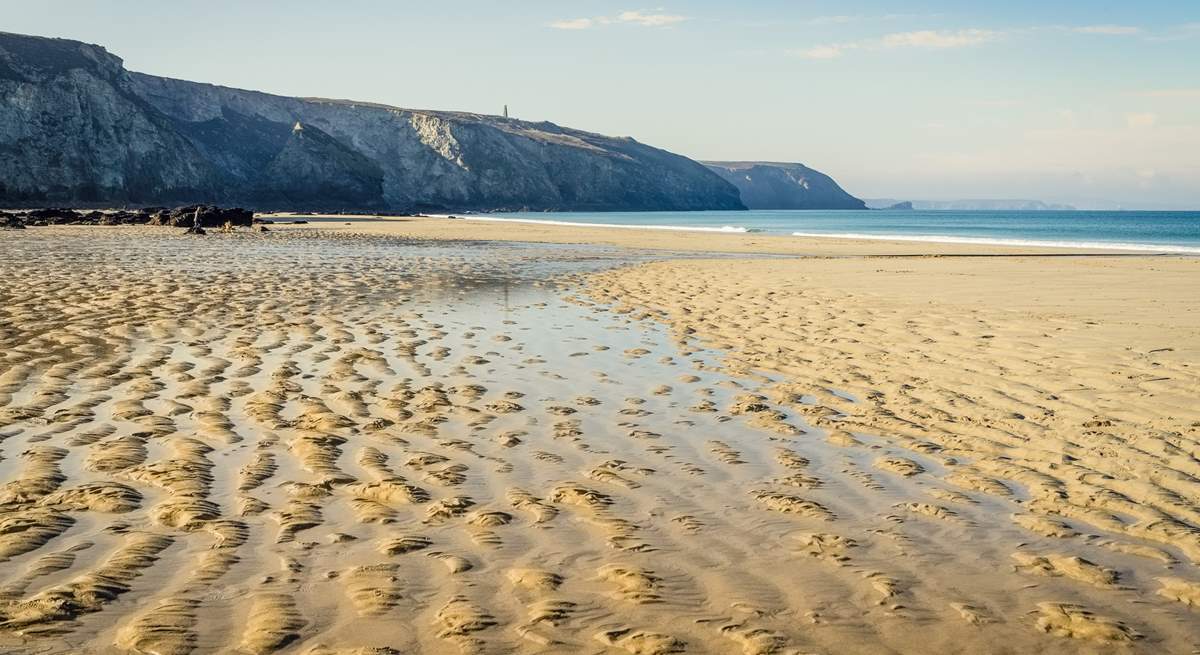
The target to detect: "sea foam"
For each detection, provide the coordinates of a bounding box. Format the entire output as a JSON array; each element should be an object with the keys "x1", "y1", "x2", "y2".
[
  {"x1": 790, "y1": 232, "x2": 1200, "y2": 254},
  {"x1": 435, "y1": 215, "x2": 752, "y2": 233}
]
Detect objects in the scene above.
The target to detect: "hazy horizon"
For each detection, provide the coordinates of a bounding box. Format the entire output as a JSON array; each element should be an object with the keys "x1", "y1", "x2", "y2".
[{"x1": 6, "y1": 1, "x2": 1198, "y2": 209}]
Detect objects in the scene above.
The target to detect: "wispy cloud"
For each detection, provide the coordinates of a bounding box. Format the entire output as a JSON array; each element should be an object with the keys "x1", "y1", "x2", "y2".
[
  {"x1": 797, "y1": 13, "x2": 943, "y2": 26},
  {"x1": 617, "y1": 10, "x2": 686, "y2": 27},
  {"x1": 1126, "y1": 112, "x2": 1158, "y2": 129},
  {"x1": 792, "y1": 21, "x2": 1160, "y2": 60},
  {"x1": 1146, "y1": 22, "x2": 1200, "y2": 42},
  {"x1": 549, "y1": 9, "x2": 687, "y2": 30},
  {"x1": 881, "y1": 29, "x2": 1000, "y2": 48},
  {"x1": 549, "y1": 18, "x2": 595, "y2": 30},
  {"x1": 801, "y1": 15, "x2": 857, "y2": 26},
  {"x1": 1136, "y1": 88, "x2": 1200, "y2": 99},
  {"x1": 793, "y1": 28, "x2": 1001, "y2": 59},
  {"x1": 970, "y1": 98, "x2": 1024, "y2": 108},
  {"x1": 797, "y1": 45, "x2": 844, "y2": 59},
  {"x1": 1072, "y1": 24, "x2": 1141, "y2": 35}
]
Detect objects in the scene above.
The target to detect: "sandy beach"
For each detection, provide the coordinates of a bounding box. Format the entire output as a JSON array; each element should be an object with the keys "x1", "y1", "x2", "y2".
[{"x1": 1, "y1": 219, "x2": 1198, "y2": 655}]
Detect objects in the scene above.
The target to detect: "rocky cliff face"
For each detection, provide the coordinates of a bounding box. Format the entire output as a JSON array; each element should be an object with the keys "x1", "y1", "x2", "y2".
[
  {"x1": 703, "y1": 161, "x2": 865, "y2": 210},
  {"x1": 0, "y1": 32, "x2": 744, "y2": 212}
]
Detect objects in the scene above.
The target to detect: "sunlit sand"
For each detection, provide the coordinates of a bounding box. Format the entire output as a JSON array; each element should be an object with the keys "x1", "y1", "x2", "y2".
[{"x1": 1, "y1": 221, "x2": 1197, "y2": 654}]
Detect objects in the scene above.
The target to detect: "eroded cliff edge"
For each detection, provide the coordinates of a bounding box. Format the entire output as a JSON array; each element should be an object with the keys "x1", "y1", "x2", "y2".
[{"x1": 0, "y1": 32, "x2": 745, "y2": 212}]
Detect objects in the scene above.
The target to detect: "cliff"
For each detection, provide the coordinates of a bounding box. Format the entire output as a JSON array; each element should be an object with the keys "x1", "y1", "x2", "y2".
[
  {"x1": 0, "y1": 32, "x2": 744, "y2": 212},
  {"x1": 702, "y1": 161, "x2": 866, "y2": 210}
]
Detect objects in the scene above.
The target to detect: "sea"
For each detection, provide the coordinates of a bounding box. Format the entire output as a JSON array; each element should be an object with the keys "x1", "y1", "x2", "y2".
[{"x1": 471, "y1": 209, "x2": 1200, "y2": 254}]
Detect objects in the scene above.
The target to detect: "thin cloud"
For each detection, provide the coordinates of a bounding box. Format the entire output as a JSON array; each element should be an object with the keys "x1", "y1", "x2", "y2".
[
  {"x1": 881, "y1": 29, "x2": 1000, "y2": 48},
  {"x1": 548, "y1": 10, "x2": 687, "y2": 30},
  {"x1": 970, "y1": 98, "x2": 1024, "y2": 108},
  {"x1": 1136, "y1": 88, "x2": 1200, "y2": 99},
  {"x1": 1146, "y1": 22, "x2": 1200, "y2": 42},
  {"x1": 795, "y1": 28, "x2": 1000, "y2": 59},
  {"x1": 793, "y1": 22, "x2": 1175, "y2": 60},
  {"x1": 549, "y1": 18, "x2": 594, "y2": 30},
  {"x1": 617, "y1": 10, "x2": 687, "y2": 27},
  {"x1": 797, "y1": 45, "x2": 844, "y2": 59},
  {"x1": 801, "y1": 15, "x2": 858, "y2": 26},
  {"x1": 798, "y1": 12, "x2": 943, "y2": 26},
  {"x1": 1073, "y1": 25, "x2": 1141, "y2": 35},
  {"x1": 1126, "y1": 112, "x2": 1158, "y2": 129}
]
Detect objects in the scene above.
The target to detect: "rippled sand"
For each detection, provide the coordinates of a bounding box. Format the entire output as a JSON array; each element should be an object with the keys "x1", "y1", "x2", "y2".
[{"x1": 1, "y1": 224, "x2": 1197, "y2": 655}]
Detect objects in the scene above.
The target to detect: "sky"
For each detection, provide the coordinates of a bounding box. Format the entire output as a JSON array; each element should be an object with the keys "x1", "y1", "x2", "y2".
[{"x1": 5, "y1": 1, "x2": 1200, "y2": 208}]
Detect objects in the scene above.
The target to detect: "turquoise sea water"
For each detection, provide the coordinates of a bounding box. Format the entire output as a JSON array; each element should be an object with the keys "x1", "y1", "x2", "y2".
[{"x1": 473, "y1": 210, "x2": 1200, "y2": 253}]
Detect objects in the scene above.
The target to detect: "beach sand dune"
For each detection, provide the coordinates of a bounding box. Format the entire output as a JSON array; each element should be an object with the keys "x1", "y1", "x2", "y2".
[{"x1": 0, "y1": 223, "x2": 1197, "y2": 654}]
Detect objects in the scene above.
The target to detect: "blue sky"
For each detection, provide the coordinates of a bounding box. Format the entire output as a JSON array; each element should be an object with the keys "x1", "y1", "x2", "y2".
[{"x1": 5, "y1": 1, "x2": 1199, "y2": 208}]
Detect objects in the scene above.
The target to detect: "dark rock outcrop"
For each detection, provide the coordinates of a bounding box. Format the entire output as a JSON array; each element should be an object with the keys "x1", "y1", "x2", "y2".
[
  {"x1": 149, "y1": 205, "x2": 254, "y2": 228},
  {"x1": 16, "y1": 208, "x2": 153, "y2": 225},
  {"x1": 0, "y1": 31, "x2": 744, "y2": 212},
  {"x1": 0, "y1": 204, "x2": 252, "y2": 228},
  {"x1": 22, "y1": 209, "x2": 87, "y2": 224},
  {"x1": 703, "y1": 161, "x2": 865, "y2": 210}
]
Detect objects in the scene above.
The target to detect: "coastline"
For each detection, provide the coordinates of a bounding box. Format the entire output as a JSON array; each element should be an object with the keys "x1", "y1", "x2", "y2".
[
  {"x1": 270, "y1": 213, "x2": 1199, "y2": 355},
  {"x1": 3, "y1": 11, "x2": 1198, "y2": 652},
  {"x1": 266, "y1": 213, "x2": 1188, "y2": 256},
  {"x1": 418, "y1": 212, "x2": 1200, "y2": 255},
  {"x1": 2, "y1": 220, "x2": 1197, "y2": 653},
  {"x1": 786, "y1": 230, "x2": 1200, "y2": 254}
]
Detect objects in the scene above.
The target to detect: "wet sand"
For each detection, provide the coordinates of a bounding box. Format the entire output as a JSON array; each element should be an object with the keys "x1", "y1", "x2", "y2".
[
  {"x1": 1, "y1": 222, "x2": 1198, "y2": 654},
  {"x1": 262, "y1": 213, "x2": 1168, "y2": 256}
]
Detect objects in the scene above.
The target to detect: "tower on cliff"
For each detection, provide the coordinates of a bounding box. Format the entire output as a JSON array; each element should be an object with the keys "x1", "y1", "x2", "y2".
[{"x1": 503, "y1": 105, "x2": 508, "y2": 119}]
